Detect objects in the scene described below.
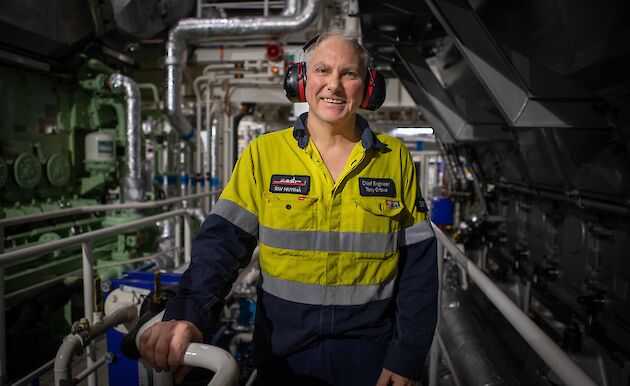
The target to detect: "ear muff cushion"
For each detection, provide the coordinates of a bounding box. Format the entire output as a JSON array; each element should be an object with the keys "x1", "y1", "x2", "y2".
[
  {"x1": 284, "y1": 62, "x2": 307, "y2": 103},
  {"x1": 360, "y1": 69, "x2": 386, "y2": 111}
]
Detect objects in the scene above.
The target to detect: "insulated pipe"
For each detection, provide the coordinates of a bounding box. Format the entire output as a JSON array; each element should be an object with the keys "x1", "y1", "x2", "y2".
[
  {"x1": 438, "y1": 263, "x2": 506, "y2": 386},
  {"x1": 108, "y1": 73, "x2": 144, "y2": 202},
  {"x1": 54, "y1": 305, "x2": 137, "y2": 386},
  {"x1": 164, "y1": 0, "x2": 319, "y2": 138},
  {"x1": 432, "y1": 225, "x2": 599, "y2": 386},
  {"x1": 135, "y1": 311, "x2": 239, "y2": 386}
]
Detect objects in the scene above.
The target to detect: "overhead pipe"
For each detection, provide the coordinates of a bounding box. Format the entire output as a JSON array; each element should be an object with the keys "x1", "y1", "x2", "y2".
[
  {"x1": 107, "y1": 74, "x2": 144, "y2": 203},
  {"x1": 164, "y1": 0, "x2": 319, "y2": 138}
]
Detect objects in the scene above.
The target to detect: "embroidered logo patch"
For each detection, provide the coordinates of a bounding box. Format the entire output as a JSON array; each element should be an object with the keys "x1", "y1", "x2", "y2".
[
  {"x1": 270, "y1": 175, "x2": 310, "y2": 194},
  {"x1": 416, "y1": 197, "x2": 428, "y2": 213},
  {"x1": 359, "y1": 178, "x2": 396, "y2": 197}
]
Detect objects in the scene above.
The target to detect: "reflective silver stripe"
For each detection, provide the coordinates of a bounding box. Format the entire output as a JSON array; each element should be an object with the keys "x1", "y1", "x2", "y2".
[
  {"x1": 211, "y1": 199, "x2": 259, "y2": 235},
  {"x1": 402, "y1": 220, "x2": 435, "y2": 247},
  {"x1": 261, "y1": 271, "x2": 396, "y2": 305},
  {"x1": 259, "y1": 225, "x2": 398, "y2": 253}
]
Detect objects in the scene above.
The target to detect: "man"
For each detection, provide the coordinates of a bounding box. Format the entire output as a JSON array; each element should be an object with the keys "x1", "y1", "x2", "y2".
[{"x1": 139, "y1": 30, "x2": 438, "y2": 386}]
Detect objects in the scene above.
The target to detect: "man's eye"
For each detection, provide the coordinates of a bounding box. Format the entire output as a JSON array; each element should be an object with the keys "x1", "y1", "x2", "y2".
[
  {"x1": 316, "y1": 68, "x2": 328, "y2": 73},
  {"x1": 345, "y1": 72, "x2": 359, "y2": 79}
]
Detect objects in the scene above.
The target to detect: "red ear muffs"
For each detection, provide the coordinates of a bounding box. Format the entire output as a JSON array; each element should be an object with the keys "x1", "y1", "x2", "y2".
[
  {"x1": 283, "y1": 63, "x2": 386, "y2": 110},
  {"x1": 284, "y1": 62, "x2": 307, "y2": 103},
  {"x1": 360, "y1": 69, "x2": 386, "y2": 111}
]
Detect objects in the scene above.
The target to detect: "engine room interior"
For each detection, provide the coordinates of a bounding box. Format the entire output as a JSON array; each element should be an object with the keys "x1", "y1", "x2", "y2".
[{"x1": 1, "y1": 0, "x2": 629, "y2": 385}]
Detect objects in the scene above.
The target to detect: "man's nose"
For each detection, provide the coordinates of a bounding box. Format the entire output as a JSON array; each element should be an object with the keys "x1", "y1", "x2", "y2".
[{"x1": 327, "y1": 74, "x2": 342, "y2": 91}]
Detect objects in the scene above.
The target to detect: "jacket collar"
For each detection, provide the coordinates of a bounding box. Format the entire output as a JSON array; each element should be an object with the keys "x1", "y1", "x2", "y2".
[{"x1": 293, "y1": 112, "x2": 388, "y2": 151}]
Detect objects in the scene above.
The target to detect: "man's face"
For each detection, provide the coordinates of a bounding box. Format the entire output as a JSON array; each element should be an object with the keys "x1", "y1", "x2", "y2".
[{"x1": 305, "y1": 37, "x2": 365, "y2": 128}]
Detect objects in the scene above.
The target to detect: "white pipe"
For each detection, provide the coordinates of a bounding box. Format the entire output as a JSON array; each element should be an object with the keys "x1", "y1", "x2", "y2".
[
  {"x1": 54, "y1": 334, "x2": 83, "y2": 386},
  {"x1": 81, "y1": 242, "x2": 97, "y2": 386},
  {"x1": 184, "y1": 216, "x2": 192, "y2": 263},
  {"x1": 428, "y1": 244, "x2": 444, "y2": 386},
  {"x1": 175, "y1": 217, "x2": 182, "y2": 267},
  {"x1": 135, "y1": 311, "x2": 239, "y2": 386},
  {"x1": 73, "y1": 353, "x2": 113, "y2": 384},
  {"x1": 54, "y1": 306, "x2": 137, "y2": 386},
  {"x1": 0, "y1": 209, "x2": 189, "y2": 266},
  {"x1": 164, "y1": 0, "x2": 319, "y2": 138},
  {"x1": 108, "y1": 73, "x2": 144, "y2": 203},
  {"x1": 432, "y1": 225, "x2": 599, "y2": 386},
  {"x1": 0, "y1": 190, "x2": 221, "y2": 228}
]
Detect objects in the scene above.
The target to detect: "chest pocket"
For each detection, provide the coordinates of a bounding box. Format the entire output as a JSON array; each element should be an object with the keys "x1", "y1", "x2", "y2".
[
  {"x1": 263, "y1": 193, "x2": 319, "y2": 231},
  {"x1": 352, "y1": 197, "x2": 403, "y2": 235}
]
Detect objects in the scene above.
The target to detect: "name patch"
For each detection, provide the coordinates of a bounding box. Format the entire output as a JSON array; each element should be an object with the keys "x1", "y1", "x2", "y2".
[
  {"x1": 359, "y1": 178, "x2": 396, "y2": 197},
  {"x1": 270, "y1": 175, "x2": 310, "y2": 194}
]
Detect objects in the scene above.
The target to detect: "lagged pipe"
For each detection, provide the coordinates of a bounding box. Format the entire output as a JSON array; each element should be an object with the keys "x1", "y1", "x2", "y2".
[
  {"x1": 108, "y1": 73, "x2": 144, "y2": 202},
  {"x1": 165, "y1": 0, "x2": 319, "y2": 137}
]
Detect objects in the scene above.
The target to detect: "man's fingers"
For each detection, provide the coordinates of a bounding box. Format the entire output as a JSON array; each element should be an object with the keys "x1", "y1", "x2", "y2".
[
  {"x1": 153, "y1": 326, "x2": 172, "y2": 371},
  {"x1": 376, "y1": 368, "x2": 392, "y2": 386},
  {"x1": 141, "y1": 326, "x2": 159, "y2": 368}
]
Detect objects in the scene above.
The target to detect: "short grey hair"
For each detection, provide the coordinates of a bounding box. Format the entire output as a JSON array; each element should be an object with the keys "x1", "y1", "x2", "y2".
[{"x1": 304, "y1": 28, "x2": 370, "y2": 74}]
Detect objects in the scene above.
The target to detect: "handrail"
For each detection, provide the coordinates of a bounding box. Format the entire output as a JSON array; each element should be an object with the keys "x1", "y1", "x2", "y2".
[
  {"x1": 0, "y1": 209, "x2": 188, "y2": 266},
  {"x1": 0, "y1": 208, "x2": 194, "y2": 386},
  {"x1": 135, "y1": 311, "x2": 239, "y2": 386},
  {"x1": 0, "y1": 189, "x2": 221, "y2": 228},
  {"x1": 431, "y1": 224, "x2": 599, "y2": 386}
]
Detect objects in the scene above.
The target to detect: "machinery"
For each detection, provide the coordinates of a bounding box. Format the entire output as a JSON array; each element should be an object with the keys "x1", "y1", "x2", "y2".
[{"x1": 1, "y1": 0, "x2": 630, "y2": 385}]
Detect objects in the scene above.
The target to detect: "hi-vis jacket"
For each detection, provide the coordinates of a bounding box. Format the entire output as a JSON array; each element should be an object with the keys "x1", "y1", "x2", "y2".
[{"x1": 164, "y1": 113, "x2": 438, "y2": 380}]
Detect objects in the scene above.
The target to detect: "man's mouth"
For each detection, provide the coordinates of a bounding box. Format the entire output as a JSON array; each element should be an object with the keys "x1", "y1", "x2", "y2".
[{"x1": 321, "y1": 97, "x2": 345, "y2": 104}]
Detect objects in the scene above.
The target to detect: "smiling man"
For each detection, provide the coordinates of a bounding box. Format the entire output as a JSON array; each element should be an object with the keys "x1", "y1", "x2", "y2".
[{"x1": 139, "y1": 29, "x2": 438, "y2": 386}]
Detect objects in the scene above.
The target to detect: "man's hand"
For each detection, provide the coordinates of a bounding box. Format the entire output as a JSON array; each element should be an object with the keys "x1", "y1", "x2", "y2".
[
  {"x1": 376, "y1": 368, "x2": 419, "y2": 386},
  {"x1": 138, "y1": 320, "x2": 203, "y2": 384}
]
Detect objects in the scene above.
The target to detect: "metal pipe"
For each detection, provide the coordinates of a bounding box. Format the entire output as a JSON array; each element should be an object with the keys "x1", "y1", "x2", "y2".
[
  {"x1": 175, "y1": 217, "x2": 182, "y2": 267},
  {"x1": 0, "y1": 209, "x2": 189, "y2": 266},
  {"x1": 245, "y1": 369, "x2": 258, "y2": 386},
  {"x1": 438, "y1": 262, "x2": 506, "y2": 386},
  {"x1": 494, "y1": 182, "x2": 630, "y2": 217},
  {"x1": 54, "y1": 305, "x2": 137, "y2": 386},
  {"x1": 135, "y1": 311, "x2": 239, "y2": 386},
  {"x1": 89, "y1": 305, "x2": 137, "y2": 338},
  {"x1": 81, "y1": 242, "x2": 97, "y2": 386},
  {"x1": 6, "y1": 248, "x2": 176, "y2": 300},
  {"x1": 164, "y1": 0, "x2": 319, "y2": 137},
  {"x1": 432, "y1": 225, "x2": 599, "y2": 386},
  {"x1": 108, "y1": 73, "x2": 143, "y2": 203},
  {"x1": 428, "y1": 244, "x2": 444, "y2": 386},
  {"x1": 0, "y1": 190, "x2": 221, "y2": 228},
  {"x1": 54, "y1": 334, "x2": 83, "y2": 386},
  {"x1": 184, "y1": 215, "x2": 192, "y2": 263},
  {"x1": 73, "y1": 353, "x2": 113, "y2": 384},
  {"x1": 281, "y1": 0, "x2": 297, "y2": 16},
  {"x1": 9, "y1": 359, "x2": 54, "y2": 386}
]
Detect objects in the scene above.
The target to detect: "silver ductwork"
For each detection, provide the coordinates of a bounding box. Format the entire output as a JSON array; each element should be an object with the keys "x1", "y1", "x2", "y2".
[
  {"x1": 165, "y1": 0, "x2": 319, "y2": 137},
  {"x1": 108, "y1": 73, "x2": 144, "y2": 202}
]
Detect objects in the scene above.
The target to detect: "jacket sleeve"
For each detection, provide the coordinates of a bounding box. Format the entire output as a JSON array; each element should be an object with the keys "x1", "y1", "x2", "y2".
[
  {"x1": 382, "y1": 148, "x2": 438, "y2": 380},
  {"x1": 162, "y1": 143, "x2": 261, "y2": 340}
]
